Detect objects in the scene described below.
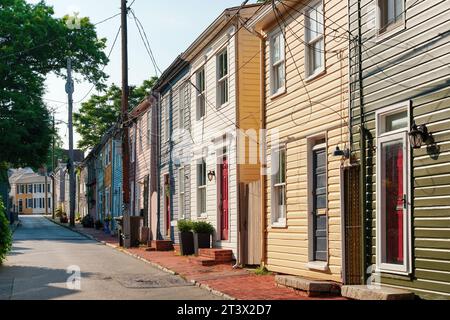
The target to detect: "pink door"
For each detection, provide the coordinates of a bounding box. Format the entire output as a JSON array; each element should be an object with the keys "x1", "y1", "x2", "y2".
[
  {"x1": 220, "y1": 157, "x2": 229, "y2": 241},
  {"x1": 385, "y1": 143, "x2": 404, "y2": 264}
]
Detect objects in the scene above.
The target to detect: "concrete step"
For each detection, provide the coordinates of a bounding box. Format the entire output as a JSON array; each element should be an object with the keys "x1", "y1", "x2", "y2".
[
  {"x1": 341, "y1": 285, "x2": 415, "y2": 300},
  {"x1": 198, "y1": 249, "x2": 233, "y2": 263},
  {"x1": 275, "y1": 275, "x2": 341, "y2": 297}
]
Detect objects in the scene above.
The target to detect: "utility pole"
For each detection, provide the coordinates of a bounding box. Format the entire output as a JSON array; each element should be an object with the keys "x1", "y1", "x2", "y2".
[
  {"x1": 66, "y1": 57, "x2": 76, "y2": 227},
  {"x1": 121, "y1": 0, "x2": 131, "y2": 248},
  {"x1": 52, "y1": 114, "x2": 56, "y2": 219}
]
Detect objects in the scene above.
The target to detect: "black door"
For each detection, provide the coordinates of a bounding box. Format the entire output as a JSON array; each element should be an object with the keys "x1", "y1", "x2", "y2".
[{"x1": 313, "y1": 148, "x2": 327, "y2": 262}]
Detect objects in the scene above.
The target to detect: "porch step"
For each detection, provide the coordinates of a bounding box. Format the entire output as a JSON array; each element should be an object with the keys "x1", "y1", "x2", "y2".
[
  {"x1": 145, "y1": 240, "x2": 173, "y2": 252},
  {"x1": 341, "y1": 285, "x2": 415, "y2": 300},
  {"x1": 188, "y1": 256, "x2": 216, "y2": 267},
  {"x1": 198, "y1": 249, "x2": 233, "y2": 263},
  {"x1": 275, "y1": 275, "x2": 341, "y2": 297}
]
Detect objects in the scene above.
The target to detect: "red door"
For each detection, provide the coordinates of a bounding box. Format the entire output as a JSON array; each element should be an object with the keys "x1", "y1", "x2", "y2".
[
  {"x1": 164, "y1": 175, "x2": 171, "y2": 238},
  {"x1": 220, "y1": 157, "x2": 229, "y2": 241},
  {"x1": 386, "y1": 144, "x2": 404, "y2": 264}
]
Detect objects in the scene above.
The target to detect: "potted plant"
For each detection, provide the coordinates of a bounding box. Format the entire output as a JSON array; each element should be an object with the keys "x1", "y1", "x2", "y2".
[
  {"x1": 81, "y1": 215, "x2": 94, "y2": 228},
  {"x1": 60, "y1": 213, "x2": 68, "y2": 224},
  {"x1": 192, "y1": 221, "x2": 214, "y2": 255},
  {"x1": 95, "y1": 220, "x2": 103, "y2": 230},
  {"x1": 177, "y1": 220, "x2": 194, "y2": 256}
]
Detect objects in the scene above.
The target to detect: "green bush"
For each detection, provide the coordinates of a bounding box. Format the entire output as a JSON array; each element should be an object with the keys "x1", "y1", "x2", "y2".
[
  {"x1": 0, "y1": 200, "x2": 12, "y2": 264},
  {"x1": 192, "y1": 221, "x2": 214, "y2": 234},
  {"x1": 177, "y1": 219, "x2": 193, "y2": 233}
]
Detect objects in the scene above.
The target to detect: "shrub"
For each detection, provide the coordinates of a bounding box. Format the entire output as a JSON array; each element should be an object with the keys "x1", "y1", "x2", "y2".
[
  {"x1": 55, "y1": 206, "x2": 65, "y2": 218},
  {"x1": 177, "y1": 220, "x2": 193, "y2": 233},
  {"x1": 95, "y1": 220, "x2": 103, "y2": 230},
  {"x1": 75, "y1": 212, "x2": 81, "y2": 222},
  {"x1": 81, "y1": 215, "x2": 94, "y2": 228},
  {"x1": 0, "y1": 200, "x2": 12, "y2": 264},
  {"x1": 192, "y1": 221, "x2": 214, "y2": 234}
]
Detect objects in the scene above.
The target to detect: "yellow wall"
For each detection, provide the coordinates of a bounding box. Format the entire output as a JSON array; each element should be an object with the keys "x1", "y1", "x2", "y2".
[
  {"x1": 261, "y1": 0, "x2": 349, "y2": 282},
  {"x1": 237, "y1": 27, "x2": 262, "y2": 184},
  {"x1": 16, "y1": 186, "x2": 32, "y2": 215}
]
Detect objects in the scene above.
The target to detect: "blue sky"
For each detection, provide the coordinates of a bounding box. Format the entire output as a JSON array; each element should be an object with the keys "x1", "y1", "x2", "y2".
[{"x1": 26, "y1": 0, "x2": 255, "y2": 149}]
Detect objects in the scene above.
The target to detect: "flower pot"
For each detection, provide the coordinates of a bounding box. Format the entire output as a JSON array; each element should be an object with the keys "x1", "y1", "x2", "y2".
[
  {"x1": 178, "y1": 231, "x2": 194, "y2": 256},
  {"x1": 193, "y1": 232, "x2": 211, "y2": 256}
]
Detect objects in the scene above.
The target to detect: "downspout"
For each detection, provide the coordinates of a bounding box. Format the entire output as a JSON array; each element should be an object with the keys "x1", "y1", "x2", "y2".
[
  {"x1": 357, "y1": 0, "x2": 367, "y2": 285},
  {"x1": 156, "y1": 92, "x2": 162, "y2": 240},
  {"x1": 235, "y1": 18, "x2": 241, "y2": 268},
  {"x1": 255, "y1": 29, "x2": 267, "y2": 268}
]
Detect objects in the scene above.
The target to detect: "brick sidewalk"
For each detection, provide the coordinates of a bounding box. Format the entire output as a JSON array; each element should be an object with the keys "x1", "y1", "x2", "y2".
[{"x1": 49, "y1": 218, "x2": 345, "y2": 300}]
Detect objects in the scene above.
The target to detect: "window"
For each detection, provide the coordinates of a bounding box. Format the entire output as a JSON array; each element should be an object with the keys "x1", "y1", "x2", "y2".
[
  {"x1": 130, "y1": 137, "x2": 135, "y2": 163},
  {"x1": 33, "y1": 198, "x2": 36, "y2": 209},
  {"x1": 18, "y1": 200, "x2": 23, "y2": 213},
  {"x1": 305, "y1": 1, "x2": 325, "y2": 78},
  {"x1": 269, "y1": 30, "x2": 285, "y2": 95},
  {"x1": 105, "y1": 143, "x2": 111, "y2": 166},
  {"x1": 105, "y1": 187, "x2": 110, "y2": 216},
  {"x1": 378, "y1": 0, "x2": 404, "y2": 34},
  {"x1": 179, "y1": 167, "x2": 186, "y2": 219},
  {"x1": 271, "y1": 148, "x2": 286, "y2": 226},
  {"x1": 147, "y1": 111, "x2": 151, "y2": 147},
  {"x1": 179, "y1": 84, "x2": 188, "y2": 130},
  {"x1": 38, "y1": 184, "x2": 41, "y2": 193},
  {"x1": 376, "y1": 103, "x2": 410, "y2": 274},
  {"x1": 197, "y1": 159, "x2": 207, "y2": 216},
  {"x1": 28, "y1": 184, "x2": 33, "y2": 194},
  {"x1": 48, "y1": 184, "x2": 51, "y2": 193},
  {"x1": 217, "y1": 49, "x2": 229, "y2": 106},
  {"x1": 164, "y1": 97, "x2": 170, "y2": 142},
  {"x1": 20, "y1": 185, "x2": 24, "y2": 194},
  {"x1": 48, "y1": 198, "x2": 51, "y2": 209},
  {"x1": 34, "y1": 184, "x2": 37, "y2": 193},
  {"x1": 196, "y1": 68, "x2": 206, "y2": 120}
]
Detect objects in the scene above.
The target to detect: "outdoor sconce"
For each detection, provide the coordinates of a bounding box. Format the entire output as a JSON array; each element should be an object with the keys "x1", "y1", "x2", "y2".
[
  {"x1": 409, "y1": 121, "x2": 431, "y2": 149},
  {"x1": 208, "y1": 170, "x2": 216, "y2": 182},
  {"x1": 332, "y1": 146, "x2": 350, "y2": 159}
]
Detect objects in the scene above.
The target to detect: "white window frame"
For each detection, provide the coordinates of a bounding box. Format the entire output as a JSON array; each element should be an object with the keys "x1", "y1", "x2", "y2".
[
  {"x1": 375, "y1": 102, "x2": 411, "y2": 275},
  {"x1": 271, "y1": 147, "x2": 287, "y2": 227},
  {"x1": 130, "y1": 136, "x2": 135, "y2": 163},
  {"x1": 269, "y1": 29, "x2": 286, "y2": 97},
  {"x1": 178, "y1": 166, "x2": 186, "y2": 219},
  {"x1": 375, "y1": 0, "x2": 406, "y2": 40},
  {"x1": 197, "y1": 158, "x2": 207, "y2": 218},
  {"x1": 216, "y1": 48, "x2": 229, "y2": 107},
  {"x1": 304, "y1": 0, "x2": 325, "y2": 80},
  {"x1": 147, "y1": 110, "x2": 151, "y2": 148},
  {"x1": 179, "y1": 84, "x2": 187, "y2": 130},
  {"x1": 196, "y1": 68, "x2": 206, "y2": 121},
  {"x1": 164, "y1": 97, "x2": 170, "y2": 142}
]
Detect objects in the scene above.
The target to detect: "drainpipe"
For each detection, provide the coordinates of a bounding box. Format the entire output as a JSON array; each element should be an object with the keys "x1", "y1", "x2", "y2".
[
  {"x1": 255, "y1": 29, "x2": 267, "y2": 268},
  {"x1": 357, "y1": 0, "x2": 367, "y2": 285}
]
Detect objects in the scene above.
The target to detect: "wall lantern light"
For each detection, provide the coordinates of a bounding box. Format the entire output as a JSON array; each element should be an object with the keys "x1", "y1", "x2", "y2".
[
  {"x1": 332, "y1": 146, "x2": 350, "y2": 159},
  {"x1": 409, "y1": 121, "x2": 430, "y2": 149},
  {"x1": 208, "y1": 170, "x2": 216, "y2": 182}
]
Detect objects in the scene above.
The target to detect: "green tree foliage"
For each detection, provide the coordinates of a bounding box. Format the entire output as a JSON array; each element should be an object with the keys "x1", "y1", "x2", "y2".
[
  {"x1": 74, "y1": 77, "x2": 158, "y2": 151},
  {"x1": 0, "y1": 0, "x2": 109, "y2": 168},
  {"x1": 0, "y1": 199, "x2": 12, "y2": 264}
]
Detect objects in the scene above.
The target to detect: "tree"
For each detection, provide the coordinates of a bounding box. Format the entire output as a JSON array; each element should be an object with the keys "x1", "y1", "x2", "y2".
[
  {"x1": 0, "y1": 0, "x2": 109, "y2": 168},
  {"x1": 74, "y1": 77, "x2": 158, "y2": 151},
  {"x1": 0, "y1": 199, "x2": 12, "y2": 264}
]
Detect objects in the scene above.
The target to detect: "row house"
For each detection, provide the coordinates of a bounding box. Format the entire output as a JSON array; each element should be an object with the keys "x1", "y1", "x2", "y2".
[
  {"x1": 11, "y1": 172, "x2": 52, "y2": 215},
  {"x1": 250, "y1": 0, "x2": 350, "y2": 282},
  {"x1": 348, "y1": 0, "x2": 450, "y2": 299}
]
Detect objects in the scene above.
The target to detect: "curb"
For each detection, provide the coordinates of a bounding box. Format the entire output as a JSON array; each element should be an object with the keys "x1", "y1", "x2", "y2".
[{"x1": 45, "y1": 216, "x2": 237, "y2": 300}]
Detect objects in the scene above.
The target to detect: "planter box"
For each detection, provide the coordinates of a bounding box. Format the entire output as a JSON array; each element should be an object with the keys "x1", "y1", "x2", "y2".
[
  {"x1": 194, "y1": 233, "x2": 211, "y2": 256},
  {"x1": 179, "y1": 231, "x2": 194, "y2": 256}
]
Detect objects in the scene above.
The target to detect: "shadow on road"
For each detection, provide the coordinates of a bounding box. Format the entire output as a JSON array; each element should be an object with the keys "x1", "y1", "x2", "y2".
[{"x1": 0, "y1": 265, "x2": 94, "y2": 300}]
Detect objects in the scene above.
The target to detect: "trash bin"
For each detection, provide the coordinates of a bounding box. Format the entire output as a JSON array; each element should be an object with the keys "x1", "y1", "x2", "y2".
[{"x1": 114, "y1": 216, "x2": 124, "y2": 247}]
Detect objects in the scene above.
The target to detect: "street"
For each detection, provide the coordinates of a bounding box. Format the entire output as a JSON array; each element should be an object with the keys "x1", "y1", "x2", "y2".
[{"x1": 0, "y1": 216, "x2": 222, "y2": 300}]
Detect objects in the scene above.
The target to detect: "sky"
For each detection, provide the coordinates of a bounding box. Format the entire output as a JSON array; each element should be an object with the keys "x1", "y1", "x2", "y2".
[{"x1": 26, "y1": 0, "x2": 255, "y2": 149}]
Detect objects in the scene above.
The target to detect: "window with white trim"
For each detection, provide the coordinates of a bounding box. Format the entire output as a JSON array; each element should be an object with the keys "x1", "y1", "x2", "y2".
[
  {"x1": 179, "y1": 84, "x2": 187, "y2": 130},
  {"x1": 378, "y1": 0, "x2": 404, "y2": 34},
  {"x1": 305, "y1": 1, "x2": 325, "y2": 78},
  {"x1": 130, "y1": 136, "x2": 135, "y2": 163},
  {"x1": 147, "y1": 110, "x2": 151, "y2": 147},
  {"x1": 376, "y1": 103, "x2": 411, "y2": 274},
  {"x1": 196, "y1": 68, "x2": 206, "y2": 120},
  {"x1": 179, "y1": 166, "x2": 186, "y2": 219},
  {"x1": 269, "y1": 30, "x2": 285, "y2": 95},
  {"x1": 217, "y1": 49, "x2": 229, "y2": 106},
  {"x1": 197, "y1": 159, "x2": 207, "y2": 216},
  {"x1": 164, "y1": 97, "x2": 170, "y2": 142},
  {"x1": 271, "y1": 147, "x2": 286, "y2": 226}
]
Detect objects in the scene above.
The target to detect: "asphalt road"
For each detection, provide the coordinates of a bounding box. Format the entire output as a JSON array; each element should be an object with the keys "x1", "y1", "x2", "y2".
[{"x1": 0, "y1": 215, "x2": 222, "y2": 300}]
